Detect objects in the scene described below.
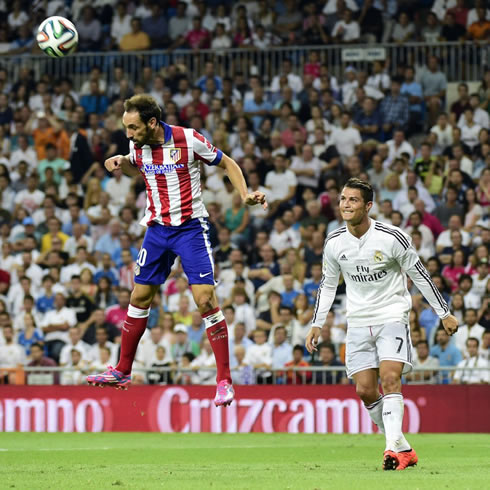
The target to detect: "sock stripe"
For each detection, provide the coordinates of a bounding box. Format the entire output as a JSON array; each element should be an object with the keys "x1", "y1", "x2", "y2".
[
  {"x1": 365, "y1": 395, "x2": 383, "y2": 410},
  {"x1": 128, "y1": 304, "x2": 150, "y2": 318}
]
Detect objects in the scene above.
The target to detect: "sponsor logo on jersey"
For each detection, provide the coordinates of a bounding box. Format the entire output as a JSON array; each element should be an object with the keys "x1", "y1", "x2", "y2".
[
  {"x1": 134, "y1": 264, "x2": 140, "y2": 276},
  {"x1": 339, "y1": 254, "x2": 348, "y2": 261},
  {"x1": 374, "y1": 251, "x2": 383, "y2": 263},
  {"x1": 143, "y1": 163, "x2": 185, "y2": 174},
  {"x1": 348, "y1": 265, "x2": 388, "y2": 283}
]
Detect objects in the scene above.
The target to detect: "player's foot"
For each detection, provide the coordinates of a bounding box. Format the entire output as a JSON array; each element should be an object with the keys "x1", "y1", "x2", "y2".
[
  {"x1": 86, "y1": 366, "x2": 131, "y2": 390},
  {"x1": 214, "y1": 380, "x2": 234, "y2": 407},
  {"x1": 382, "y1": 450, "x2": 399, "y2": 470},
  {"x1": 395, "y1": 449, "x2": 418, "y2": 470}
]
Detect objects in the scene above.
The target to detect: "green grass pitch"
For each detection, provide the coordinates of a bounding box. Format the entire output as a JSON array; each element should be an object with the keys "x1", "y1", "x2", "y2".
[{"x1": 0, "y1": 433, "x2": 489, "y2": 489}]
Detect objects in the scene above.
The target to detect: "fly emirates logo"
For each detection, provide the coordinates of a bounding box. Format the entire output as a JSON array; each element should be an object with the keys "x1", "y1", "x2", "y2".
[{"x1": 347, "y1": 265, "x2": 388, "y2": 283}]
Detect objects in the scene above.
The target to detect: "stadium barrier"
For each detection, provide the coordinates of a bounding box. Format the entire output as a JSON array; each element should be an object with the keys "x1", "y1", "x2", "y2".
[
  {"x1": 2, "y1": 42, "x2": 487, "y2": 89},
  {"x1": 4, "y1": 365, "x2": 488, "y2": 386},
  {"x1": 0, "y1": 384, "x2": 488, "y2": 433}
]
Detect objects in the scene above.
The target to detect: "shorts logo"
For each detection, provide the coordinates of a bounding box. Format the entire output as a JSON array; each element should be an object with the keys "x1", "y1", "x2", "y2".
[
  {"x1": 134, "y1": 264, "x2": 140, "y2": 276},
  {"x1": 169, "y1": 148, "x2": 181, "y2": 163},
  {"x1": 374, "y1": 251, "x2": 383, "y2": 263}
]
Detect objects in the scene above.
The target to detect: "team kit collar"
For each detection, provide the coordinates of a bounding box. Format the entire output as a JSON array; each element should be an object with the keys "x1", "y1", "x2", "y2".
[
  {"x1": 160, "y1": 120, "x2": 172, "y2": 144},
  {"x1": 346, "y1": 217, "x2": 374, "y2": 243}
]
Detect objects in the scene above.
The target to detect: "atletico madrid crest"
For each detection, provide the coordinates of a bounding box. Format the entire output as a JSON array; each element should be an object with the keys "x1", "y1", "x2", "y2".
[{"x1": 169, "y1": 148, "x2": 181, "y2": 163}]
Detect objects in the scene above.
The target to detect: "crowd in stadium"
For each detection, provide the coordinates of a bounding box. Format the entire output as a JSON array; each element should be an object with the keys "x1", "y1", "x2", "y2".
[{"x1": 0, "y1": 0, "x2": 489, "y2": 386}]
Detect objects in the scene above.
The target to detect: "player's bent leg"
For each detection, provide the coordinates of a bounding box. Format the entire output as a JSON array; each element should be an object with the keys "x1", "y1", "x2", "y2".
[
  {"x1": 353, "y1": 369, "x2": 385, "y2": 434},
  {"x1": 379, "y1": 360, "x2": 414, "y2": 470},
  {"x1": 87, "y1": 284, "x2": 159, "y2": 389},
  {"x1": 191, "y1": 284, "x2": 234, "y2": 407}
]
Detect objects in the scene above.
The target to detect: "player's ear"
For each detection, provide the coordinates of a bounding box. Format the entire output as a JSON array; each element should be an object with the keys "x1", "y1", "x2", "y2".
[{"x1": 148, "y1": 117, "x2": 157, "y2": 129}]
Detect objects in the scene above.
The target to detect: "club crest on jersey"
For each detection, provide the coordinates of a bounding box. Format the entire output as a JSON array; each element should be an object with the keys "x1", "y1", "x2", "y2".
[
  {"x1": 169, "y1": 148, "x2": 181, "y2": 163},
  {"x1": 374, "y1": 251, "x2": 383, "y2": 263}
]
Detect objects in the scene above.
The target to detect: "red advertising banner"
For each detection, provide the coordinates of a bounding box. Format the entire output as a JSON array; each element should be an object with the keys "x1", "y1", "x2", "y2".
[{"x1": 0, "y1": 385, "x2": 488, "y2": 433}]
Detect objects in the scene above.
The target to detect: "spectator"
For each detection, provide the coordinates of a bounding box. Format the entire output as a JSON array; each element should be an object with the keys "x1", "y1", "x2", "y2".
[
  {"x1": 453, "y1": 308, "x2": 486, "y2": 356},
  {"x1": 77, "y1": 6, "x2": 102, "y2": 51},
  {"x1": 59, "y1": 325, "x2": 89, "y2": 366},
  {"x1": 27, "y1": 342, "x2": 58, "y2": 384},
  {"x1": 406, "y1": 340, "x2": 440, "y2": 383},
  {"x1": 283, "y1": 344, "x2": 311, "y2": 384},
  {"x1": 245, "y1": 329, "x2": 272, "y2": 383},
  {"x1": 430, "y1": 326, "x2": 463, "y2": 381},
  {"x1": 329, "y1": 112, "x2": 362, "y2": 160},
  {"x1": 120, "y1": 18, "x2": 151, "y2": 52},
  {"x1": 312, "y1": 343, "x2": 346, "y2": 384},
  {"x1": 0, "y1": 324, "x2": 26, "y2": 380},
  {"x1": 331, "y1": 9, "x2": 360, "y2": 44},
  {"x1": 171, "y1": 324, "x2": 200, "y2": 363},
  {"x1": 41, "y1": 292, "x2": 77, "y2": 363},
  {"x1": 111, "y1": 1, "x2": 132, "y2": 47},
  {"x1": 419, "y1": 56, "x2": 448, "y2": 127},
  {"x1": 142, "y1": 4, "x2": 169, "y2": 49},
  {"x1": 105, "y1": 288, "x2": 130, "y2": 331},
  {"x1": 453, "y1": 337, "x2": 489, "y2": 384},
  {"x1": 380, "y1": 77, "x2": 409, "y2": 136},
  {"x1": 87, "y1": 325, "x2": 119, "y2": 366}
]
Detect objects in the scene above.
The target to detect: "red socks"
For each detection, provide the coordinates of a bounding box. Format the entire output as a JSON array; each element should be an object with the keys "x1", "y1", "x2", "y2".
[
  {"x1": 203, "y1": 307, "x2": 232, "y2": 383},
  {"x1": 115, "y1": 304, "x2": 150, "y2": 375}
]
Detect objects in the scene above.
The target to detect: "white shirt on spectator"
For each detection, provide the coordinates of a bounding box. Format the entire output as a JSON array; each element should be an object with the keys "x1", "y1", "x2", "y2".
[
  {"x1": 173, "y1": 91, "x2": 193, "y2": 109},
  {"x1": 404, "y1": 224, "x2": 435, "y2": 255},
  {"x1": 269, "y1": 228, "x2": 301, "y2": 256},
  {"x1": 88, "y1": 341, "x2": 119, "y2": 366},
  {"x1": 105, "y1": 175, "x2": 132, "y2": 210},
  {"x1": 458, "y1": 109, "x2": 490, "y2": 130},
  {"x1": 264, "y1": 169, "x2": 297, "y2": 202},
  {"x1": 111, "y1": 14, "x2": 132, "y2": 43},
  {"x1": 136, "y1": 331, "x2": 172, "y2": 365},
  {"x1": 9, "y1": 147, "x2": 38, "y2": 170},
  {"x1": 234, "y1": 303, "x2": 256, "y2": 336},
  {"x1": 64, "y1": 234, "x2": 94, "y2": 256},
  {"x1": 270, "y1": 73, "x2": 303, "y2": 94},
  {"x1": 41, "y1": 307, "x2": 77, "y2": 343},
  {"x1": 60, "y1": 261, "x2": 96, "y2": 285},
  {"x1": 59, "y1": 340, "x2": 90, "y2": 366},
  {"x1": 453, "y1": 323, "x2": 486, "y2": 357},
  {"x1": 460, "y1": 123, "x2": 482, "y2": 151},
  {"x1": 290, "y1": 155, "x2": 323, "y2": 188},
  {"x1": 367, "y1": 73, "x2": 391, "y2": 92},
  {"x1": 453, "y1": 355, "x2": 489, "y2": 384},
  {"x1": 431, "y1": 0, "x2": 456, "y2": 20},
  {"x1": 436, "y1": 229, "x2": 471, "y2": 249},
  {"x1": 323, "y1": 0, "x2": 358, "y2": 14},
  {"x1": 331, "y1": 20, "x2": 360, "y2": 42},
  {"x1": 245, "y1": 342, "x2": 272, "y2": 367},
  {"x1": 386, "y1": 139, "x2": 415, "y2": 163},
  {"x1": 329, "y1": 126, "x2": 362, "y2": 159},
  {"x1": 14, "y1": 189, "x2": 45, "y2": 214},
  {"x1": 430, "y1": 123, "x2": 453, "y2": 151},
  {"x1": 166, "y1": 290, "x2": 196, "y2": 312},
  {"x1": 467, "y1": 8, "x2": 490, "y2": 27},
  {"x1": 0, "y1": 343, "x2": 26, "y2": 368}
]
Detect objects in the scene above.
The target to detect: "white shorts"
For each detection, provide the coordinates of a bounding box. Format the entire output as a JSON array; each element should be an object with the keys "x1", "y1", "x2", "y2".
[{"x1": 345, "y1": 322, "x2": 413, "y2": 379}]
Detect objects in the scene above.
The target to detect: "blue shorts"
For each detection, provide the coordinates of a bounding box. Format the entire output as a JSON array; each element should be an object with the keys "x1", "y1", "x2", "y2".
[{"x1": 134, "y1": 218, "x2": 215, "y2": 286}]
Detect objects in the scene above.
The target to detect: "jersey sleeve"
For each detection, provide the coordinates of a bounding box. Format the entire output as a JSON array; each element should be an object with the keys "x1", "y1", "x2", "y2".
[
  {"x1": 311, "y1": 240, "x2": 341, "y2": 328},
  {"x1": 128, "y1": 141, "x2": 137, "y2": 167},
  {"x1": 392, "y1": 228, "x2": 450, "y2": 319},
  {"x1": 192, "y1": 129, "x2": 223, "y2": 166}
]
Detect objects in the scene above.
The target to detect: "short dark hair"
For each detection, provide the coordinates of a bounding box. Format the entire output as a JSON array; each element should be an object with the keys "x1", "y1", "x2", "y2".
[
  {"x1": 417, "y1": 340, "x2": 429, "y2": 348},
  {"x1": 343, "y1": 178, "x2": 374, "y2": 204},
  {"x1": 293, "y1": 344, "x2": 304, "y2": 353},
  {"x1": 31, "y1": 342, "x2": 43, "y2": 351},
  {"x1": 124, "y1": 94, "x2": 162, "y2": 124},
  {"x1": 466, "y1": 337, "x2": 479, "y2": 347}
]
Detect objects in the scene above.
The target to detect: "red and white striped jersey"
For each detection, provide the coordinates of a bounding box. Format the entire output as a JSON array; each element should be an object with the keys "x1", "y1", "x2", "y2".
[{"x1": 129, "y1": 122, "x2": 223, "y2": 227}]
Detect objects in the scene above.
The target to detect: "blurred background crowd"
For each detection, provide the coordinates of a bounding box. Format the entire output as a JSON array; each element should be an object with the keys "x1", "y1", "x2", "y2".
[{"x1": 0, "y1": 0, "x2": 489, "y2": 386}]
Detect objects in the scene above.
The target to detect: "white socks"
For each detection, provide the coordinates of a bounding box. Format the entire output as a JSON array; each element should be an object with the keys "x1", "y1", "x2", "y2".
[
  {"x1": 365, "y1": 395, "x2": 385, "y2": 434},
  {"x1": 382, "y1": 393, "x2": 411, "y2": 452}
]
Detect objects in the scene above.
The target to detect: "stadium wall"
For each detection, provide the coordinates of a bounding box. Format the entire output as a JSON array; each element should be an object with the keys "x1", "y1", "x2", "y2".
[{"x1": 0, "y1": 386, "x2": 488, "y2": 433}]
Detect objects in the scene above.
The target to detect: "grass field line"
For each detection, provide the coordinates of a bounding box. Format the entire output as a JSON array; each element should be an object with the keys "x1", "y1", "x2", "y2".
[{"x1": 0, "y1": 444, "x2": 296, "y2": 452}]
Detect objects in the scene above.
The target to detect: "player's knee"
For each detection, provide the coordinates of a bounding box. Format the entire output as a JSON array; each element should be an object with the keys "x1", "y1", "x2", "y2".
[
  {"x1": 195, "y1": 294, "x2": 213, "y2": 312},
  {"x1": 356, "y1": 384, "x2": 377, "y2": 403},
  {"x1": 130, "y1": 289, "x2": 153, "y2": 308},
  {"x1": 380, "y1": 372, "x2": 401, "y2": 393}
]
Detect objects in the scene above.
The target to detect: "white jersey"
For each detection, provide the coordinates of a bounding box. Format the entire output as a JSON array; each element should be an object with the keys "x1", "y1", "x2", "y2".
[{"x1": 312, "y1": 220, "x2": 450, "y2": 328}]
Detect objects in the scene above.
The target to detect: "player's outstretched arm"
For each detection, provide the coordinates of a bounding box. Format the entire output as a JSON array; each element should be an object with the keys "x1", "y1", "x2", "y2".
[
  {"x1": 218, "y1": 154, "x2": 268, "y2": 209},
  {"x1": 105, "y1": 154, "x2": 140, "y2": 177}
]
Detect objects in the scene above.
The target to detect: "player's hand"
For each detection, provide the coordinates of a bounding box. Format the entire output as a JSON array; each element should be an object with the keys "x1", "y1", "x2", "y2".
[
  {"x1": 104, "y1": 155, "x2": 125, "y2": 172},
  {"x1": 244, "y1": 191, "x2": 268, "y2": 210},
  {"x1": 442, "y1": 314, "x2": 459, "y2": 336},
  {"x1": 305, "y1": 327, "x2": 321, "y2": 354}
]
